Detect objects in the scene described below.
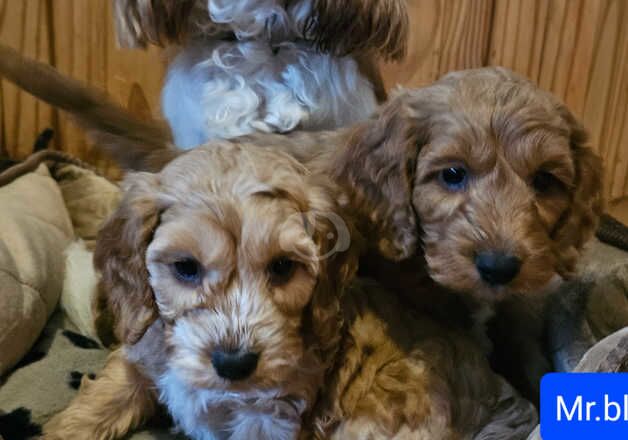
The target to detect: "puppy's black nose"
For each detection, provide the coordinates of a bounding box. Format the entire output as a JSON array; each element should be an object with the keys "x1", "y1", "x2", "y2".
[
  {"x1": 475, "y1": 251, "x2": 521, "y2": 286},
  {"x1": 211, "y1": 350, "x2": 259, "y2": 381}
]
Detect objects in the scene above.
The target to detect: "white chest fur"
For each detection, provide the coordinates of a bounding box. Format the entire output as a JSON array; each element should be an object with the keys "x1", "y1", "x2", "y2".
[
  {"x1": 158, "y1": 368, "x2": 304, "y2": 440},
  {"x1": 163, "y1": 40, "x2": 377, "y2": 149}
]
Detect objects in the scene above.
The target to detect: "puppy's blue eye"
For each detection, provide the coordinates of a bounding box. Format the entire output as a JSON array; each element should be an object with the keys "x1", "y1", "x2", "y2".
[
  {"x1": 173, "y1": 259, "x2": 202, "y2": 284},
  {"x1": 439, "y1": 167, "x2": 468, "y2": 190}
]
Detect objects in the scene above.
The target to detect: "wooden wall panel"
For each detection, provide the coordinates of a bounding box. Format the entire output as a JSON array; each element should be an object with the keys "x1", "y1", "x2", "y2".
[
  {"x1": 0, "y1": 0, "x2": 166, "y2": 167},
  {"x1": 587, "y1": 2, "x2": 628, "y2": 203},
  {"x1": 381, "y1": 0, "x2": 494, "y2": 89},
  {"x1": 52, "y1": 0, "x2": 108, "y2": 158},
  {"x1": 51, "y1": 0, "x2": 166, "y2": 172},
  {"x1": 0, "y1": 0, "x2": 55, "y2": 158}
]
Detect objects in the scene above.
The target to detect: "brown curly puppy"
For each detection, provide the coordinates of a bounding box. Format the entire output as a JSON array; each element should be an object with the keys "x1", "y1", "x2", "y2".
[
  {"x1": 331, "y1": 67, "x2": 604, "y2": 402},
  {"x1": 45, "y1": 144, "x2": 350, "y2": 440},
  {"x1": 43, "y1": 143, "x2": 536, "y2": 440}
]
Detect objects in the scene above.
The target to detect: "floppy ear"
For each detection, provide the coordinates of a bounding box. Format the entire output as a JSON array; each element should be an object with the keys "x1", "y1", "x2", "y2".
[
  {"x1": 307, "y1": 221, "x2": 360, "y2": 371},
  {"x1": 298, "y1": 182, "x2": 362, "y2": 366},
  {"x1": 553, "y1": 108, "x2": 604, "y2": 275},
  {"x1": 93, "y1": 173, "x2": 162, "y2": 345},
  {"x1": 114, "y1": 0, "x2": 197, "y2": 48},
  {"x1": 304, "y1": 0, "x2": 408, "y2": 61},
  {"x1": 333, "y1": 94, "x2": 427, "y2": 261}
]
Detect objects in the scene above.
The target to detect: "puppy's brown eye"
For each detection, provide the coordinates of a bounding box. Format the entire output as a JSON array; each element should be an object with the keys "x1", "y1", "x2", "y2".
[
  {"x1": 172, "y1": 258, "x2": 202, "y2": 285},
  {"x1": 268, "y1": 257, "x2": 296, "y2": 286},
  {"x1": 439, "y1": 166, "x2": 468, "y2": 191},
  {"x1": 532, "y1": 171, "x2": 563, "y2": 195}
]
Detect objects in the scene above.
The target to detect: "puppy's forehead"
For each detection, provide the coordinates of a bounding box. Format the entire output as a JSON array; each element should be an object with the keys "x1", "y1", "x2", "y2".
[
  {"x1": 420, "y1": 69, "x2": 573, "y2": 160},
  {"x1": 159, "y1": 143, "x2": 311, "y2": 202},
  {"x1": 458, "y1": 71, "x2": 567, "y2": 131}
]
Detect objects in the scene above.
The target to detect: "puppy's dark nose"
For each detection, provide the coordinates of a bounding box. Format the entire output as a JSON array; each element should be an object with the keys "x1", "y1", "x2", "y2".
[
  {"x1": 475, "y1": 251, "x2": 521, "y2": 286},
  {"x1": 211, "y1": 350, "x2": 259, "y2": 381}
]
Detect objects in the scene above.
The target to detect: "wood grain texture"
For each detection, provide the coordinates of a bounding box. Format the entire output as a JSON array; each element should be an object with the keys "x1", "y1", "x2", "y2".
[
  {"x1": 0, "y1": 0, "x2": 166, "y2": 169},
  {"x1": 380, "y1": 0, "x2": 494, "y2": 89},
  {"x1": 51, "y1": 0, "x2": 166, "y2": 174},
  {"x1": 0, "y1": 0, "x2": 55, "y2": 158}
]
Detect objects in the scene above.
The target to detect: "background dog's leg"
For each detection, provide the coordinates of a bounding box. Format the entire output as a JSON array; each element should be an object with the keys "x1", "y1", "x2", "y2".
[
  {"x1": 42, "y1": 350, "x2": 157, "y2": 440},
  {"x1": 472, "y1": 377, "x2": 538, "y2": 440},
  {"x1": 544, "y1": 278, "x2": 597, "y2": 372},
  {"x1": 488, "y1": 295, "x2": 551, "y2": 406}
]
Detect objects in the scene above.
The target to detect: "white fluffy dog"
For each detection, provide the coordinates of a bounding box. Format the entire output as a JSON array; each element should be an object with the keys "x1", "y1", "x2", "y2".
[{"x1": 114, "y1": 0, "x2": 408, "y2": 148}]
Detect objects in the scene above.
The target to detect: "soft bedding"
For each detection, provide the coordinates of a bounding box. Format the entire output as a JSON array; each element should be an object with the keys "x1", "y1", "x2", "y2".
[{"x1": 0, "y1": 165, "x2": 73, "y2": 376}]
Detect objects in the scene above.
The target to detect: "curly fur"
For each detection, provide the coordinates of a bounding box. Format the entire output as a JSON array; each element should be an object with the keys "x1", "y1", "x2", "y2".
[
  {"x1": 313, "y1": 279, "x2": 537, "y2": 440},
  {"x1": 44, "y1": 144, "x2": 351, "y2": 439},
  {"x1": 162, "y1": 40, "x2": 378, "y2": 148},
  {"x1": 227, "y1": 67, "x2": 603, "y2": 405},
  {"x1": 0, "y1": 2, "x2": 405, "y2": 154},
  {"x1": 332, "y1": 67, "x2": 604, "y2": 402},
  {"x1": 43, "y1": 140, "x2": 536, "y2": 439},
  {"x1": 112, "y1": 0, "x2": 407, "y2": 149},
  {"x1": 306, "y1": 0, "x2": 408, "y2": 60},
  {"x1": 334, "y1": 68, "x2": 601, "y2": 273},
  {"x1": 114, "y1": 0, "x2": 408, "y2": 59}
]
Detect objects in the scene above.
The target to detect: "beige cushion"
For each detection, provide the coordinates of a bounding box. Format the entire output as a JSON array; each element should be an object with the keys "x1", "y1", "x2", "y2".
[
  {"x1": 0, "y1": 165, "x2": 74, "y2": 375},
  {"x1": 52, "y1": 164, "x2": 121, "y2": 337},
  {"x1": 54, "y1": 164, "x2": 121, "y2": 247}
]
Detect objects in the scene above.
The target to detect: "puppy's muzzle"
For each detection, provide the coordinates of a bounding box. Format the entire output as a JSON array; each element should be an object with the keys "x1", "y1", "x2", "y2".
[
  {"x1": 475, "y1": 251, "x2": 521, "y2": 286},
  {"x1": 211, "y1": 350, "x2": 260, "y2": 381}
]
